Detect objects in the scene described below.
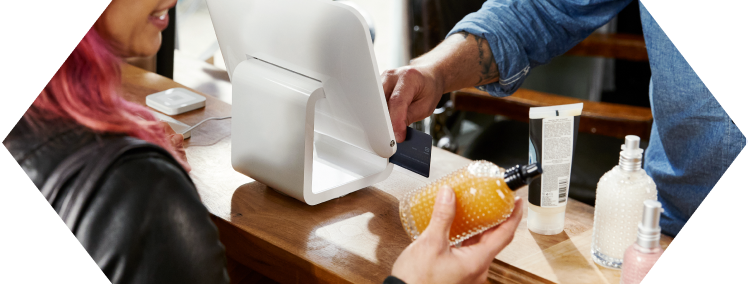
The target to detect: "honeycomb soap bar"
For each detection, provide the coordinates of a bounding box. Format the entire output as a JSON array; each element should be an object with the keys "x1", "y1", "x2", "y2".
[{"x1": 399, "y1": 161, "x2": 516, "y2": 245}]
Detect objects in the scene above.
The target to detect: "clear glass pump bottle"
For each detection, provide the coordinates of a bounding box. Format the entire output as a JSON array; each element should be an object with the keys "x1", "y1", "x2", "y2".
[{"x1": 591, "y1": 135, "x2": 657, "y2": 269}]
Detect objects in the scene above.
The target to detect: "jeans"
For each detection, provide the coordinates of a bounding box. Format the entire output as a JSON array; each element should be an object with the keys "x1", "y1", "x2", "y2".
[{"x1": 449, "y1": 0, "x2": 745, "y2": 236}]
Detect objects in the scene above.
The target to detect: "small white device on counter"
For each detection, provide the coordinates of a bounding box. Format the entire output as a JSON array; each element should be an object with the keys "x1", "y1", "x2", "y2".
[
  {"x1": 146, "y1": 88, "x2": 206, "y2": 115},
  {"x1": 150, "y1": 110, "x2": 192, "y2": 139},
  {"x1": 208, "y1": 0, "x2": 397, "y2": 205}
]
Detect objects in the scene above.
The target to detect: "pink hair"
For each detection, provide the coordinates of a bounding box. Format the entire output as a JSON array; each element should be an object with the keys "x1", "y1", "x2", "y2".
[{"x1": 27, "y1": 28, "x2": 188, "y2": 169}]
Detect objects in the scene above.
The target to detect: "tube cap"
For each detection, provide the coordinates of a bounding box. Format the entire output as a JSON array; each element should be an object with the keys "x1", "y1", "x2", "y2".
[
  {"x1": 527, "y1": 204, "x2": 565, "y2": 235},
  {"x1": 504, "y1": 163, "x2": 543, "y2": 190}
]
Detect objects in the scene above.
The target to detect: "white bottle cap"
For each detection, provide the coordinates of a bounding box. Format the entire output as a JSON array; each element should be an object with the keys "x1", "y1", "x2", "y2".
[
  {"x1": 527, "y1": 204, "x2": 566, "y2": 235},
  {"x1": 619, "y1": 135, "x2": 644, "y2": 171}
]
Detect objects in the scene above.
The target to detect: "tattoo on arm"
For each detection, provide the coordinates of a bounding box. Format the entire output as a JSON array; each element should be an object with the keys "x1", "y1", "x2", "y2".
[{"x1": 468, "y1": 34, "x2": 499, "y2": 85}]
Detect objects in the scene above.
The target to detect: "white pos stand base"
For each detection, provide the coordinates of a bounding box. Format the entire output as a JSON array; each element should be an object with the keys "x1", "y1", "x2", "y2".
[
  {"x1": 231, "y1": 58, "x2": 394, "y2": 205},
  {"x1": 210, "y1": 0, "x2": 397, "y2": 205}
]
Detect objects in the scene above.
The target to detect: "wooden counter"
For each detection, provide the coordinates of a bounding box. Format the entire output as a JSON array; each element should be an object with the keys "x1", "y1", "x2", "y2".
[{"x1": 121, "y1": 64, "x2": 672, "y2": 284}]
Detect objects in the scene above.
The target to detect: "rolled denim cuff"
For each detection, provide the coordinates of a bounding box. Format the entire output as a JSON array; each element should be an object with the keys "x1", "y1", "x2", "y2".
[{"x1": 448, "y1": 22, "x2": 530, "y2": 97}]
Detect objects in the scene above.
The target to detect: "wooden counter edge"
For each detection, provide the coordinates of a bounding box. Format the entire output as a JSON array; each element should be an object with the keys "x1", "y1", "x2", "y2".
[{"x1": 212, "y1": 215, "x2": 355, "y2": 284}]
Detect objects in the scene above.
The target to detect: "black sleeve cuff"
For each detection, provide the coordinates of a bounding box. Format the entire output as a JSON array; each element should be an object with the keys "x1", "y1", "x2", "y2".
[{"x1": 383, "y1": 276, "x2": 407, "y2": 284}]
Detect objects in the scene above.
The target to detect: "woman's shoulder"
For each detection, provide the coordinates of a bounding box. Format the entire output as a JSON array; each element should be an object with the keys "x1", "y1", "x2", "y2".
[
  {"x1": 5, "y1": 118, "x2": 228, "y2": 284},
  {"x1": 4, "y1": 117, "x2": 98, "y2": 188},
  {"x1": 84, "y1": 147, "x2": 203, "y2": 234},
  {"x1": 78, "y1": 143, "x2": 229, "y2": 284},
  {"x1": 99, "y1": 148, "x2": 197, "y2": 206}
]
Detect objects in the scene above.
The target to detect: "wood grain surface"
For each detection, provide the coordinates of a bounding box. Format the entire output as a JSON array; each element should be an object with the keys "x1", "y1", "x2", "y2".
[
  {"x1": 452, "y1": 87, "x2": 654, "y2": 140},
  {"x1": 226, "y1": 256, "x2": 279, "y2": 284},
  {"x1": 121, "y1": 64, "x2": 672, "y2": 284}
]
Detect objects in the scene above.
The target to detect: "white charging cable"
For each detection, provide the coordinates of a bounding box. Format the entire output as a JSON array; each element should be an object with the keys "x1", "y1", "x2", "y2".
[{"x1": 180, "y1": 116, "x2": 232, "y2": 135}]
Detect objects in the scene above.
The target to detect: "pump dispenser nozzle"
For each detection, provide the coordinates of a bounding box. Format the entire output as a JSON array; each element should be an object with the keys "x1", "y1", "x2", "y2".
[
  {"x1": 636, "y1": 200, "x2": 663, "y2": 249},
  {"x1": 620, "y1": 135, "x2": 644, "y2": 171},
  {"x1": 504, "y1": 163, "x2": 543, "y2": 190}
]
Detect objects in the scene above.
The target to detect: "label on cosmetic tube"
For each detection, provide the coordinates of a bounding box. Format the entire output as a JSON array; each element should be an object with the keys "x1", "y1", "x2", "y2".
[
  {"x1": 540, "y1": 116, "x2": 574, "y2": 206},
  {"x1": 528, "y1": 103, "x2": 581, "y2": 208}
]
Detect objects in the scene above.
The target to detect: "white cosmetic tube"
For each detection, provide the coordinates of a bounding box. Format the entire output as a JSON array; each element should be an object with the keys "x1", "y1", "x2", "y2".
[{"x1": 527, "y1": 103, "x2": 583, "y2": 235}]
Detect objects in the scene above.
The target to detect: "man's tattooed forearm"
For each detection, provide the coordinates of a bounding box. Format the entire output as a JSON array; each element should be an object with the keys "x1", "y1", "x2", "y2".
[{"x1": 471, "y1": 34, "x2": 499, "y2": 85}]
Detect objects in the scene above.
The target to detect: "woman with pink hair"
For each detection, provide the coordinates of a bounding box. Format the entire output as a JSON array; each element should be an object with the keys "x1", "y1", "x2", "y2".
[{"x1": 3, "y1": 0, "x2": 228, "y2": 283}]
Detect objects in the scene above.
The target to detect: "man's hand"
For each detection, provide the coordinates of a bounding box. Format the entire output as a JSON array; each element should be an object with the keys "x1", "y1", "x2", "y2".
[
  {"x1": 391, "y1": 186, "x2": 523, "y2": 284},
  {"x1": 381, "y1": 32, "x2": 500, "y2": 143},
  {"x1": 381, "y1": 66, "x2": 444, "y2": 143}
]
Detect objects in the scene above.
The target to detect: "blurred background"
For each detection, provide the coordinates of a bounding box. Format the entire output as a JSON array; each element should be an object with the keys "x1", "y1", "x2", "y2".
[{"x1": 129, "y1": 0, "x2": 653, "y2": 207}]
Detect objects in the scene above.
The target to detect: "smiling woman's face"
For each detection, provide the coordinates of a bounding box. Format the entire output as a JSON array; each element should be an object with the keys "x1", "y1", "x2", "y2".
[{"x1": 95, "y1": 0, "x2": 177, "y2": 57}]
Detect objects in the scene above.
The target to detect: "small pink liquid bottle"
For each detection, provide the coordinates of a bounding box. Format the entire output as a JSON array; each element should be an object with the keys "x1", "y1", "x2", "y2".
[{"x1": 620, "y1": 200, "x2": 664, "y2": 284}]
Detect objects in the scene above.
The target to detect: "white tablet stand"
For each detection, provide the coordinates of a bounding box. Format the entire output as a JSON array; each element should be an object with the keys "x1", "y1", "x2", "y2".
[{"x1": 209, "y1": 0, "x2": 397, "y2": 205}]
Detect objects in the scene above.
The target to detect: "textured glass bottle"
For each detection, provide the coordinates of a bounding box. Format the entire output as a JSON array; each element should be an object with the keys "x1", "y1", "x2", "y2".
[
  {"x1": 399, "y1": 161, "x2": 541, "y2": 245},
  {"x1": 621, "y1": 200, "x2": 665, "y2": 284},
  {"x1": 591, "y1": 136, "x2": 657, "y2": 269}
]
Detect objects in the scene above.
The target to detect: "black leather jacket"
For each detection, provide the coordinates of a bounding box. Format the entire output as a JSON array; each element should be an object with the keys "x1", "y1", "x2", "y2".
[{"x1": 4, "y1": 117, "x2": 230, "y2": 284}]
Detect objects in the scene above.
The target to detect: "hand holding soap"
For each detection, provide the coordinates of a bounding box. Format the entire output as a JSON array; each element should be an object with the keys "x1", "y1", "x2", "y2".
[{"x1": 399, "y1": 161, "x2": 541, "y2": 245}]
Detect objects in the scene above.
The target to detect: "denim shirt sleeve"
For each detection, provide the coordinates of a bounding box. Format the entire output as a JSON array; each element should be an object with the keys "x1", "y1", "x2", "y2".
[{"x1": 448, "y1": 0, "x2": 632, "y2": 96}]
